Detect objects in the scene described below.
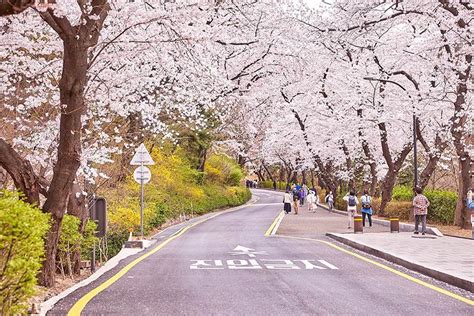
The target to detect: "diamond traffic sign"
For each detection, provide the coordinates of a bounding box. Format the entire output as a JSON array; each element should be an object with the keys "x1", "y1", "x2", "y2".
[
  {"x1": 130, "y1": 143, "x2": 155, "y2": 165},
  {"x1": 133, "y1": 166, "x2": 151, "y2": 184}
]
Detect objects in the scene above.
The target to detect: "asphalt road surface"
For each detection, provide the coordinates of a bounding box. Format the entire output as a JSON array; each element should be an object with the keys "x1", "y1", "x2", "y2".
[{"x1": 49, "y1": 190, "x2": 473, "y2": 315}]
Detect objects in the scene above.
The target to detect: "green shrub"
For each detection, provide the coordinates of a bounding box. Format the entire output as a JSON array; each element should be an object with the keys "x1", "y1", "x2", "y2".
[
  {"x1": 392, "y1": 185, "x2": 413, "y2": 201},
  {"x1": 371, "y1": 199, "x2": 412, "y2": 220},
  {"x1": 259, "y1": 181, "x2": 287, "y2": 190},
  {"x1": 58, "y1": 215, "x2": 98, "y2": 276},
  {"x1": 0, "y1": 191, "x2": 50, "y2": 315},
  {"x1": 425, "y1": 189, "x2": 457, "y2": 224},
  {"x1": 205, "y1": 154, "x2": 244, "y2": 186}
]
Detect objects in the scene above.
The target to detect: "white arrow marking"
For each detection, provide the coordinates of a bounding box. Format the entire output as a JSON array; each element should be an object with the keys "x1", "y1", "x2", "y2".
[{"x1": 229, "y1": 245, "x2": 267, "y2": 258}]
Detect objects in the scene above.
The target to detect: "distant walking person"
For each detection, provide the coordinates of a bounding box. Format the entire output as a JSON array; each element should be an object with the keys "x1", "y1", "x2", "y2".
[
  {"x1": 360, "y1": 190, "x2": 373, "y2": 227},
  {"x1": 307, "y1": 191, "x2": 317, "y2": 213},
  {"x1": 325, "y1": 191, "x2": 334, "y2": 212},
  {"x1": 413, "y1": 187, "x2": 430, "y2": 235},
  {"x1": 343, "y1": 190, "x2": 358, "y2": 228},
  {"x1": 283, "y1": 190, "x2": 292, "y2": 214},
  {"x1": 292, "y1": 188, "x2": 300, "y2": 215},
  {"x1": 299, "y1": 187, "x2": 306, "y2": 206}
]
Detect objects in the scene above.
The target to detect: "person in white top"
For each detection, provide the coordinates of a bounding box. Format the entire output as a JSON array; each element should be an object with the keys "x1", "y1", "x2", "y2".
[
  {"x1": 343, "y1": 190, "x2": 359, "y2": 228},
  {"x1": 283, "y1": 190, "x2": 292, "y2": 214},
  {"x1": 306, "y1": 190, "x2": 318, "y2": 212}
]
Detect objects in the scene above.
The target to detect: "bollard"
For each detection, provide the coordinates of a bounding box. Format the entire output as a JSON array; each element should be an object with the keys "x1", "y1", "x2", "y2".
[
  {"x1": 390, "y1": 218, "x2": 399, "y2": 233},
  {"x1": 354, "y1": 215, "x2": 363, "y2": 233}
]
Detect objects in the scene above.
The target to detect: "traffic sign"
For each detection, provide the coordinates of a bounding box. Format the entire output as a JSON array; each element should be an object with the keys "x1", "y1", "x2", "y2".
[
  {"x1": 130, "y1": 143, "x2": 155, "y2": 165},
  {"x1": 134, "y1": 166, "x2": 151, "y2": 184}
]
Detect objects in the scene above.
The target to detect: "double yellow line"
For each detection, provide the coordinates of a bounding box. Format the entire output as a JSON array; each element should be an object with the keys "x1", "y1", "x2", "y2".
[{"x1": 264, "y1": 211, "x2": 285, "y2": 236}]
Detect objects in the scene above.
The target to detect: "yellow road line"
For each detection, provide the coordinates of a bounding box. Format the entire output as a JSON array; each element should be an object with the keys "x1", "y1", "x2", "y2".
[
  {"x1": 265, "y1": 211, "x2": 284, "y2": 236},
  {"x1": 68, "y1": 199, "x2": 257, "y2": 316},
  {"x1": 276, "y1": 235, "x2": 474, "y2": 306}
]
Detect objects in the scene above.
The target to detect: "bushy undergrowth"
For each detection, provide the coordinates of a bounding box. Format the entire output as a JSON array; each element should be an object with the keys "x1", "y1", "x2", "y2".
[
  {"x1": 0, "y1": 191, "x2": 50, "y2": 315},
  {"x1": 57, "y1": 215, "x2": 97, "y2": 277},
  {"x1": 259, "y1": 181, "x2": 288, "y2": 190},
  {"x1": 102, "y1": 147, "x2": 250, "y2": 258}
]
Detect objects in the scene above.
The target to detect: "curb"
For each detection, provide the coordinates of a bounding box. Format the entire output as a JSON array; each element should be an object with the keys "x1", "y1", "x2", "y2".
[
  {"x1": 326, "y1": 233, "x2": 473, "y2": 292},
  {"x1": 318, "y1": 204, "x2": 443, "y2": 237}
]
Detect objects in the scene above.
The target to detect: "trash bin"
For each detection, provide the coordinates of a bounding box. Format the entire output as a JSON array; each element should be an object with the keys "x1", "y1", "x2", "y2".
[
  {"x1": 390, "y1": 218, "x2": 399, "y2": 233},
  {"x1": 354, "y1": 215, "x2": 363, "y2": 233}
]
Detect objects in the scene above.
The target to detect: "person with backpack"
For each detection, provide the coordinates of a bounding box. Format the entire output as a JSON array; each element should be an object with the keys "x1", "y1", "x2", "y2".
[
  {"x1": 325, "y1": 191, "x2": 334, "y2": 212},
  {"x1": 283, "y1": 190, "x2": 292, "y2": 214},
  {"x1": 343, "y1": 190, "x2": 359, "y2": 228},
  {"x1": 413, "y1": 187, "x2": 430, "y2": 235},
  {"x1": 360, "y1": 189, "x2": 373, "y2": 227}
]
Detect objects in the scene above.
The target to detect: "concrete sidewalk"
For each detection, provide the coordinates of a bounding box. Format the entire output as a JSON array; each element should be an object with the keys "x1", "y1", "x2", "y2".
[{"x1": 277, "y1": 204, "x2": 474, "y2": 292}]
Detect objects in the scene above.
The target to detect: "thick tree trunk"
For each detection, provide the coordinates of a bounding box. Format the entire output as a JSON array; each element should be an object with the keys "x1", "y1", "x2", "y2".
[
  {"x1": 438, "y1": 0, "x2": 472, "y2": 228},
  {"x1": 39, "y1": 41, "x2": 88, "y2": 287}
]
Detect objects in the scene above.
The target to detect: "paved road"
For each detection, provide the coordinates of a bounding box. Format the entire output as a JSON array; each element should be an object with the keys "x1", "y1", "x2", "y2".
[{"x1": 50, "y1": 190, "x2": 473, "y2": 315}]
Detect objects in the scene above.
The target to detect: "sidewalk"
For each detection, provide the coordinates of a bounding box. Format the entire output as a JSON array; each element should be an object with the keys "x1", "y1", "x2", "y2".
[{"x1": 277, "y1": 204, "x2": 474, "y2": 292}]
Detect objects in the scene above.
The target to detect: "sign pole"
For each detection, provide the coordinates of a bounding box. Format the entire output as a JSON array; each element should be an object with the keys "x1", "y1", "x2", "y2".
[
  {"x1": 130, "y1": 143, "x2": 154, "y2": 240},
  {"x1": 140, "y1": 161, "x2": 144, "y2": 239}
]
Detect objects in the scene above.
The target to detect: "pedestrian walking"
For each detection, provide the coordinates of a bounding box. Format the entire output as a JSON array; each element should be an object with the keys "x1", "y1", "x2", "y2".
[
  {"x1": 283, "y1": 190, "x2": 292, "y2": 214},
  {"x1": 307, "y1": 191, "x2": 317, "y2": 212},
  {"x1": 467, "y1": 189, "x2": 474, "y2": 209},
  {"x1": 299, "y1": 188, "x2": 306, "y2": 206},
  {"x1": 325, "y1": 191, "x2": 334, "y2": 212},
  {"x1": 360, "y1": 189, "x2": 373, "y2": 227},
  {"x1": 292, "y1": 188, "x2": 300, "y2": 214},
  {"x1": 413, "y1": 187, "x2": 430, "y2": 235},
  {"x1": 343, "y1": 190, "x2": 358, "y2": 228}
]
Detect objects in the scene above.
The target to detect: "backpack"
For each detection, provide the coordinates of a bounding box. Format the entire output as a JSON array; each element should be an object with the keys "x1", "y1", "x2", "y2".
[
  {"x1": 293, "y1": 191, "x2": 299, "y2": 201},
  {"x1": 348, "y1": 195, "x2": 356, "y2": 207}
]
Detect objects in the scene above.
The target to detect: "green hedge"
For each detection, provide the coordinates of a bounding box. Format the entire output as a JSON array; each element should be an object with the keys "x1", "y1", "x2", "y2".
[
  {"x1": 259, "y1": 181, "x2": 288, "y2": 190},
  {"x1": 0, "y1": 191, "x2": 50, "y2": 315},
  {"x1": 425, "y1": 190, "x2": 457, "y2": 224}
]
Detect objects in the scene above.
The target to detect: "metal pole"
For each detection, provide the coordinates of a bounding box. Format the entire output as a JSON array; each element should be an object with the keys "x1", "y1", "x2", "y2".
[
  {"x1": 413, "y1": 114, "x2": 418, "y2": 189},
  {"x1": 91, "y1": 240, "x2": 96, "y2": 272},
  {"x1": 140, "y1": 169, "x2": 144, "y2": 239}
]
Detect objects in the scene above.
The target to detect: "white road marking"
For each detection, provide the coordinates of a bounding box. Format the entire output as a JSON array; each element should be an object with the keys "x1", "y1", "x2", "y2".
[{"x1": 229, "y1": 245, "x2": 267, "y2": 258}]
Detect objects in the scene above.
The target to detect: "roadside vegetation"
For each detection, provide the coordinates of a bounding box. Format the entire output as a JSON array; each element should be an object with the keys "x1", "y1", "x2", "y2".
[{"x1": 103, "y1": 146, "x2": 250, "y2": 258}]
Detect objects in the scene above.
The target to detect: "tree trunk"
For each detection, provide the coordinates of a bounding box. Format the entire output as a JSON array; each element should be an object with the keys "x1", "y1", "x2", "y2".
[
  {"x1": 378, "y1": 122, "x2": 412, "y2": 214},
  {"x1": 261, "y1": 162, "x2": 275, "y2": 183},
  {"x1": 197, "y1": 146, "x2": 207, "y2": 172},
  {"x1": 39, "y1": 40, "x2": 88, "y2": 287},
  {"x1": 301, "y1": 169, "x2": 307, "y2": 185},
  {"x1": 362, "y1": 140, "x2": 378, "y2": 196},
  {"x1": 67, "y1": 182, "x2": 88, "y2": 275},
  {"x1": 0, "y1": 139, "x2": 42, "y2": 205}
]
